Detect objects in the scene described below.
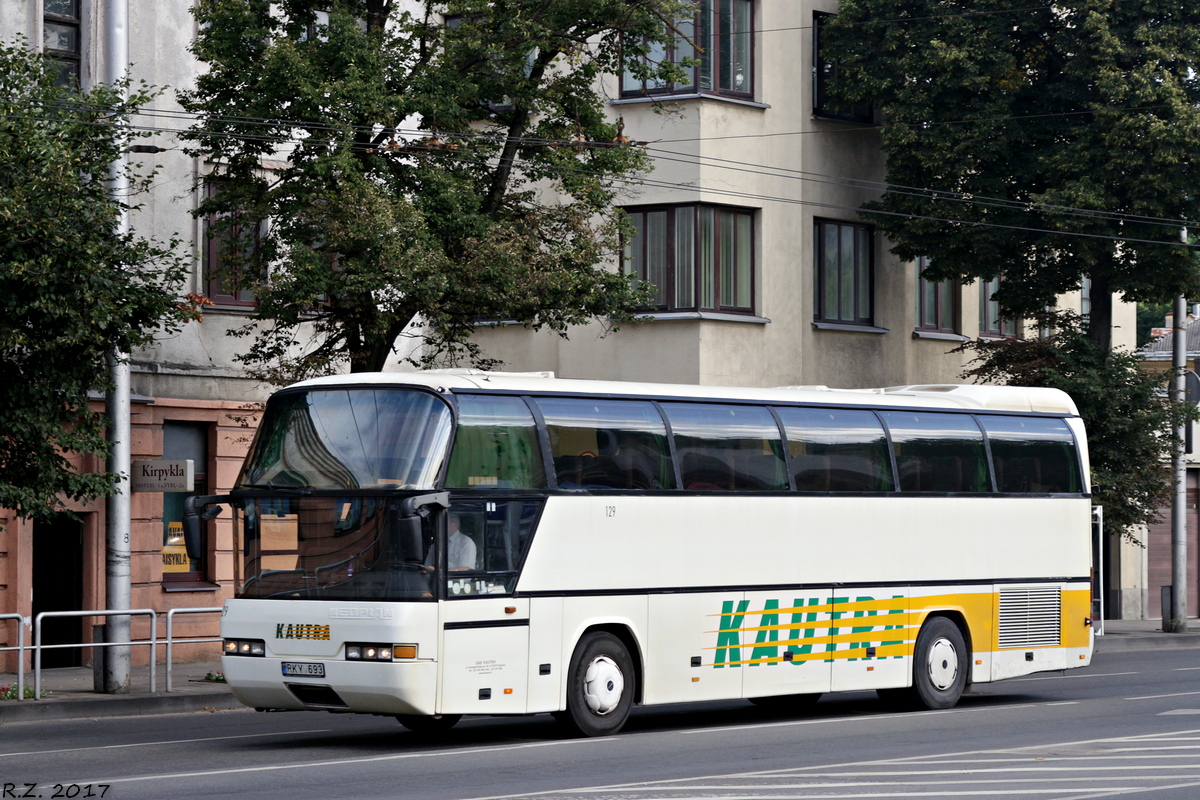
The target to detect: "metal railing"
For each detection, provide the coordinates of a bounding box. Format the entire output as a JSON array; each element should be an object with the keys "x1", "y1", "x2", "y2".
[
  {"x1": 34, "y1": 609, "x2": 158, "y2": 699},
  {"x1": 0, "y1": 613, "x2": 26, "y2": 701},
  {"x1": 4, "y1": 607, "x2": 226, "y2": 701},
  {"x1": 165, "y1": 607, "x2": 223, "y2": 693}
]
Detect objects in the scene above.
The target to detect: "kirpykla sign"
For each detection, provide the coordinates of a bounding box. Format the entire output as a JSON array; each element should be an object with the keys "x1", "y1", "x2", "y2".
[{"x1": 131, "y1": 459, "x2": 195, "y2": 492}]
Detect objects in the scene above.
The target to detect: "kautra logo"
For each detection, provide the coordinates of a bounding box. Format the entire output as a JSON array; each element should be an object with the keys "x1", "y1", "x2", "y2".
[
  {"x1": 275, "y1": 623, "x2": 331, "y2": 640},
  {"x1": 711, "y1": 596, "x2": 906, "y2": 667}
]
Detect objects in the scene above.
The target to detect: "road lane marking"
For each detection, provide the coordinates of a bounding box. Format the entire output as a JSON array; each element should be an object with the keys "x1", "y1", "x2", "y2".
[
  {"x1": 1055, "y1": 778, "x2": 1200, "y2": 800},
  {"x1": 1007, "y1": 672, "x2": 1138, "y2": 682},
  {"x1": 1125, "y1": 690, "x2": 1200, "y2": 700},
  {"x1": 60, "y1": 737, "x2": 619, "y2": 787},
  {"x1": 677, "y1": 703, "x2": 1059, "y2": 735},
  {"x1": 0, "y1": 728, "x2": 333, "y2": 759}
]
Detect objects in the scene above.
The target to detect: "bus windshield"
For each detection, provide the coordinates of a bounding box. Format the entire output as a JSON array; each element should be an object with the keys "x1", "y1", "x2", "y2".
[
  {"x1": 238, "y1": 495, "x2": 436, "y2": 601},
  {"x1": 238, "y1": 388, "x2": 453, "y2": 490}
]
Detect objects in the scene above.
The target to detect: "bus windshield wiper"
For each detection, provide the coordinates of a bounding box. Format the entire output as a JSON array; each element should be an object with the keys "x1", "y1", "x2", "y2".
[{"x1": 237, "y1": 482, "x2": 313, "y2": 495}]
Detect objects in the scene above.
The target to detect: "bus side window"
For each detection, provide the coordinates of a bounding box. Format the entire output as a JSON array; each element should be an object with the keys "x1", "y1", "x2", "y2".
[
  {"x1": 536, "y1": 397, "x2": 675, "y2": 490},
  {"x1": 879, "y1": 411, "x2": 990, "y2": 493},
  {"x1": 445, "y1": 394, "x2": 546, "y2": 489},
  {"x1": 662, "y1": 403, "x2": 787, "y2": 491},
  {"x1": 775, "y1": 407, "x2": 894, "y2": 492},
  {"x1": 979, "y1": 416, "x2": 1081, "y2": 494}
]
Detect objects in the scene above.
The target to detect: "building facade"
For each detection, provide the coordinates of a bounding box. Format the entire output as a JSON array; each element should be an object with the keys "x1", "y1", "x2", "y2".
[{"x1": 471, "y1": 2, "x2": 1135, "y2": 387}]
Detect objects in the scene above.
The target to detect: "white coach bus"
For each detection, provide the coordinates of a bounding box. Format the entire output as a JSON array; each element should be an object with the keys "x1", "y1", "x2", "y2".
[{"x1": 192, "y1": 371, "x2": 1094, "y2": 736}]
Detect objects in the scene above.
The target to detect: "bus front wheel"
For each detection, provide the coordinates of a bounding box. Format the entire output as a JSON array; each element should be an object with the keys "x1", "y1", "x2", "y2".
[
  {"x1": 558, "y1": 631, "x2": 636, "y2": 737},
  {"x1": 887, "y1": 616, "x2": 968, "y2": 711}
]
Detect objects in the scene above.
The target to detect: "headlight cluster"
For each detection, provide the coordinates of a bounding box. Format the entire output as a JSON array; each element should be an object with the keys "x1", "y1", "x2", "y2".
[
  {"x1": 345, "y1": 642, "x2": 417, "y2": 661},
  {"x1": 224, "y1": 638, "x2": 266, "y2": 657}
]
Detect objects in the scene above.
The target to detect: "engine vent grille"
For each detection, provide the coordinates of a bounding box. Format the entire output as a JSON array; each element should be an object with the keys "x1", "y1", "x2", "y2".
[{"x1": 998, "y1": 587, "x2": 1061, "y2": 649}]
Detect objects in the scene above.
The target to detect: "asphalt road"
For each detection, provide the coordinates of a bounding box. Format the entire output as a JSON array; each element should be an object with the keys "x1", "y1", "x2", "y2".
[{"x1": 3, "y1": 647, "x2": 1200, "y2": 800}]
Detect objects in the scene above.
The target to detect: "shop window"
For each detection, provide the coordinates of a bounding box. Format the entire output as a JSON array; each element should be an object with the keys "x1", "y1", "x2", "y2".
[{"x1": 161, "y1": 422, "x2": 209, "y2": 584}]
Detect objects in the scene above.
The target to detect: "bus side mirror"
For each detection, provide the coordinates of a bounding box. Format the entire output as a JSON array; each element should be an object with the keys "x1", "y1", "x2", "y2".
[
  {"x1": 397, "y1": 514, "x2": 423, "y2": 563},
  {"x1": 396, "y1": 492, "x2": 449, "y2": 563},
  {"x1": 183, "y1": 495, "x2": 231, "y2": 561}
]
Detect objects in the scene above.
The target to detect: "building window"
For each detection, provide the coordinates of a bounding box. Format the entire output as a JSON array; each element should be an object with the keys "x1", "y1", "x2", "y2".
[
  {"x1": 161, "y1": 422, "x2": 209, "y2": 584},
  {"x1": 915, "y1": 256, "x2": 959, "y2": 334},
  {"x1": 44, "y1": 0, "x2": 81, "y2": 89},
  {"x1": 813, "y1": 12, "x2": 872, "y2": 124},
  {"x1": 814, "y1": 219, "x2": 873, "y2": 325},
  {"x1": 622, "y1": 204, "x2": 754, "y2": 314},
  {"x1": 203, "y1": 180, "x2": 263, "y2": 307},
  {"x1": 979, "y1": 276, "x2": 1017, "y2": 337},
  {"x1": 622, "y1": 0, "x2": 754, "y2": 99}
]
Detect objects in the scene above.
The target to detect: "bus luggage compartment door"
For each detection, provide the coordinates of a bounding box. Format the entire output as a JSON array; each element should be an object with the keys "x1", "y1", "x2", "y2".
[{"x1": 438, "y1": 597, "x2": 530, "y2": 714}]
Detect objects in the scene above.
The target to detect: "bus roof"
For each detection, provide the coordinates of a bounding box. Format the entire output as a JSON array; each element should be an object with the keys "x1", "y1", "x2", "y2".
[{"x1": 283, "y1": 371, "x2": 1079, "y2": 416}]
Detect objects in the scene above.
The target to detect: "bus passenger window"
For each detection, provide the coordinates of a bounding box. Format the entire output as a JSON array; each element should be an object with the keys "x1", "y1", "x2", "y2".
[
  {"x1": 445, "y1": 395, "x2": 546, "y2": 489},
  {"x1": 880, "y1": 411, "x2": 990, "y2": 493},
  {"x1": 979, "y1": 416, "x2": 1081, "y2": 494},
  {"x1": 661, "y1": 403, "x2": 787, "y2": 491},
  {"x1": 536, "y1": 398, "x2": 675, "y2": 490},
  {"x1": 775, "y1": 407, "x2": 893, "y2": 492}
]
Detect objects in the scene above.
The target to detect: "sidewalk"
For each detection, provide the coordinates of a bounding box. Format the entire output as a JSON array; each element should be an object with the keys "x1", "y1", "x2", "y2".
[
  {"x1": 0, "y1": 658, "x2": 240, "y2": 724},
  {"x1": 1, "y1": 620, "x2": 1197, "y2": 724}
]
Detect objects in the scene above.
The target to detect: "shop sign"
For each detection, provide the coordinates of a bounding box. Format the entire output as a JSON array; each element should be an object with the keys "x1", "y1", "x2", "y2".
[{"x1": 132, "y1": 459, "x2": 194, "y2": 492}]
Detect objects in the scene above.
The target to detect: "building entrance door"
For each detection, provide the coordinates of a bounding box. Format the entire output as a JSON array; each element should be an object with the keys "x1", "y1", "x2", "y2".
[{"x1": 32, "y1": 513, "x2": 84, "y2": 667}]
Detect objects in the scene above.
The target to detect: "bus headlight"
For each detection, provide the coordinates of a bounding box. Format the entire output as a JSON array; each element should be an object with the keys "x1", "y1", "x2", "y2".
[
  {"x1": 345, "y1": 642, "x2": 416, "y2": 661},
  {"x1": 224, "y1": 638, "x2": 266, "y2": 657}
]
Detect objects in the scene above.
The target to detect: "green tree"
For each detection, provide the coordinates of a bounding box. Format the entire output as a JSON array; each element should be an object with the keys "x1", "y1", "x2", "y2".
[
  {"x1": 822, "y1": 0, "x2": 1200, "y2": 351},
  {"x1": 1136, "y1": 301, "x2": 1173, "y2": 347},
  {"x1": 181, "y1": 0, "x2": 689, "y2": 381},
  {"x1": 958, "y1": 314, "x2": 1189, "y2": 541},
  {"x1": 0, "y1": 41, "x2": 194, "y2": 521}
]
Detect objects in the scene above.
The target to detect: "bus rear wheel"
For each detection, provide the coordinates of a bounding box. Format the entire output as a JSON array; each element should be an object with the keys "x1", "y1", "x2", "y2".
[
  {"x1": 558, "y1": 631, "x2": 636, "y2": 737},
  {"x1": 395, "y1": 713, "x2": 462, "y2": 734},
  {"x1": 882, "y1": 616, "x2": 968, "y2": 711}
]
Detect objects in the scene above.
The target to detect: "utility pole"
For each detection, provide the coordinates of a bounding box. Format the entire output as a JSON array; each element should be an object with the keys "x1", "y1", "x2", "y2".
[
  {"x1": 1169, "y1": 287, "x2": 1189, "y2": 633},
  {"x1": 104, "y1": 0, "x2": 132, "y2": 692}
]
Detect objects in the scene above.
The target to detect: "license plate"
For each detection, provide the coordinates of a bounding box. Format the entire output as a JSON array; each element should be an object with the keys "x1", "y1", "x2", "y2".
[{"x1": 281, "y1": 661, "x2": 325, "y2": 678}]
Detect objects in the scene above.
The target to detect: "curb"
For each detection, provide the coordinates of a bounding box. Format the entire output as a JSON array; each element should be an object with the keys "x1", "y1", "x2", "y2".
[
  {"x1": 0, "y1": 691, "x2": 243, "y2": 723},
  {"x1": 1095, "y1": 633, "x2": 1200, "y2": 653}
]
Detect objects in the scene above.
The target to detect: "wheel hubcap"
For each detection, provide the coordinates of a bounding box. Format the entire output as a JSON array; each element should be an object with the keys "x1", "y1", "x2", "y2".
[
  {"x1": 583, "y1": 655, "x2": 624, "y2": 715},
  {"x1": 926, "y1": 637, "x2": 958, "y2": 690}
]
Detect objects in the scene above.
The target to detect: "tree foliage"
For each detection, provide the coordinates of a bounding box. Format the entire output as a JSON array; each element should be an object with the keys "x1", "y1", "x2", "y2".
[
  {"x1": 823, "y1": 0, "x2": 1200, "y2": 350},
  {"x1": 181, "y1": 0, "x2": 689, "y2": 381},
  {"x1": 0, "y1": 41, "x2": 193, "y2": 520},
  {"x1": 958, "y1": 313, "x2": 1190, "y2": 540}
]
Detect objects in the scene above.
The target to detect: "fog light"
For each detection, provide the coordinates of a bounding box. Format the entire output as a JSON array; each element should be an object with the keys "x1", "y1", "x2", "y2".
[{"x1": 346, "y1": 645, "x2": 362, "y2": 659}]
